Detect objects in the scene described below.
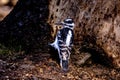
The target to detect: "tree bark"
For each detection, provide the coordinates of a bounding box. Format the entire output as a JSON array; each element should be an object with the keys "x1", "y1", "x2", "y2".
[
  {"x1": 0, "y1": 0, "x2": 51, "y2": 52},
  {"x1": 48, "y1": 0, "x2": 120, "y2": 68}
]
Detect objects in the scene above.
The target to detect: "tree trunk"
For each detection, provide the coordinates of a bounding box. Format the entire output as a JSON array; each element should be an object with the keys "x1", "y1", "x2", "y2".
[
  {"x1": 48, "y1": 0, "x2": 120, "y2": 68},
  {"x1": 0, "y1": 0, "x2": 51, "y2": 52}
]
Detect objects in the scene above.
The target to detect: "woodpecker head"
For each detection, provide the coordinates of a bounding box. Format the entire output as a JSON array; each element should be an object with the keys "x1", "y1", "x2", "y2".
[
  {"x1": 63, "y1": 18, "x2": 75, "y2": 29},
  {"x1": 55, "y1": 18, "x2": 75, "y2": 29}
]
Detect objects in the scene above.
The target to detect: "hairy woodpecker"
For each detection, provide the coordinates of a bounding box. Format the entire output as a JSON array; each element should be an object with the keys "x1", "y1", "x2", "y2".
[{"x1": 50, "y1": 18, "x2": 75, "y2": 71}]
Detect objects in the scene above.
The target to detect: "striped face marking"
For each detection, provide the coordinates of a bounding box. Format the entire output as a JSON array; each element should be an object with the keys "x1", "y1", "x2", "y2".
[{"x1": 63, "y1": 18, "x2": 75, "y2": 29}]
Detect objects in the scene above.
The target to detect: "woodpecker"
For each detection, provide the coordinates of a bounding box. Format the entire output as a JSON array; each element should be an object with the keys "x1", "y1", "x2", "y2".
[{"x1": 50, "y1": 18, "x2": 75, "y2": 71}]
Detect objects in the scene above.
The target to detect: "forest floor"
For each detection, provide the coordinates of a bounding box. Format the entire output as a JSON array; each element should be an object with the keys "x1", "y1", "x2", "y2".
[{"x1": 0, "y1": 51, "x2": 120, "y2": 80}]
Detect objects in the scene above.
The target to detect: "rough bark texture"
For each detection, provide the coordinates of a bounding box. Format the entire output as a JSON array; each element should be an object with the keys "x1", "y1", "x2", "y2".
[
  {"x1": 48, "y1": 0, "x2": 120, "y2": 68},
  {"x1": 0, "y1": 0, "x2": 51, "y2": 52}
]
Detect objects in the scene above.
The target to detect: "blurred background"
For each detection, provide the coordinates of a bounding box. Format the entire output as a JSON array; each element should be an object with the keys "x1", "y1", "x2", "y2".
[{"x1": 0, "y1": 0, "x2": 18, "y2": 21}]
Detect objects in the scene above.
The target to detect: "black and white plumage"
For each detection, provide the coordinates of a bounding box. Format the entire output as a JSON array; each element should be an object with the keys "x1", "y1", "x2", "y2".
[{"x1": 50, "y1": 18, "x2": 75, "y2": 71}]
